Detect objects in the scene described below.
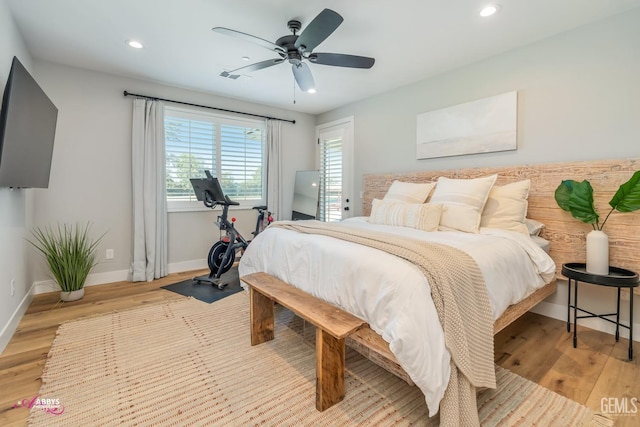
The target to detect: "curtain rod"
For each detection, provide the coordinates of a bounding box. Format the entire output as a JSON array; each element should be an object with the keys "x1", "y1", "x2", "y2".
[{"x1": 123, "y1": 91, "x2": 296, "y2": 124}]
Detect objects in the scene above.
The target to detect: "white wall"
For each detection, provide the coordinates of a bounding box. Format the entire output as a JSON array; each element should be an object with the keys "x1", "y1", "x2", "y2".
[
  {"x1": 28, "y1": 61, "x2": 316, "y2": 286},
  {"x1": 0, "y1": 1, "x2": 316, "y2": 350},
  {"x1": 319, "y1": 10, "x2": 640, "y2": 211},
  {"x1": 317, "y1": 10, "x2": 640, "y2": 340},
  {"x1": 0, "y1": 0, "x2": 36, "y2": 353}
]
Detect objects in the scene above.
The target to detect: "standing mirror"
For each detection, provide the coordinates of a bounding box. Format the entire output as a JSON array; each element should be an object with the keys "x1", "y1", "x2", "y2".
[{"x1": 292, "y1": 170, "x2": 320, "y2": 220}]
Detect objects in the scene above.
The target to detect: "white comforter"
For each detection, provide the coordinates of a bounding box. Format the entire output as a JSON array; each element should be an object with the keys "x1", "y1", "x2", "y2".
[{"x1": 238, "y1": 217, "x2": 556, "y2": 416}]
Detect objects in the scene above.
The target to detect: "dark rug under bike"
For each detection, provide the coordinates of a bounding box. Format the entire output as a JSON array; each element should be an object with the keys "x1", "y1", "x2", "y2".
[{"x1": 161, "y1": 267, "x2": 242, "y2": 304}]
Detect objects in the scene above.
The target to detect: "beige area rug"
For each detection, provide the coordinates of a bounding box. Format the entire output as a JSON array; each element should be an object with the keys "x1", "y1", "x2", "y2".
[{"x1": 29, "y1": 293, "x2": 612, "y2": 426}]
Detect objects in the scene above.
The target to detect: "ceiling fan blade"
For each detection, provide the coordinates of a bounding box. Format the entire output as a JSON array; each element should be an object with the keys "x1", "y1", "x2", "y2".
[
  {"x1": 308, "y1": 53, "x2": 375, "y2": 69},
  {"x1": 294, "y1": 9, "x2": 343, "y2": 53},
  {"x1": 229, "y1": 58, "x2": 284, "y2": 74},
  {"x1": 212, "y1": 27, "x2": 285, "y2": 57},
  {"x1": 292, "y1": 62, "x2": 315, "y2": 92}
]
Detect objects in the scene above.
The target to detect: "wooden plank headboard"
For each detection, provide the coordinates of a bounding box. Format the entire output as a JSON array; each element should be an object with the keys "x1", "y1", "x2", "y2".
[{"x1": 363, "y1": 158, "x2": 640, "y2": 277}]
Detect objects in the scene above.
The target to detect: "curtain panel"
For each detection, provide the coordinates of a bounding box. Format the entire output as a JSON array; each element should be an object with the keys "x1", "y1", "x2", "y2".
[
  {"x1": 266, "y1": 119, "x2": 283, "y2": 220},
  {"x1": 131, "y1": 99, "x2": 168, "y2": 281}
]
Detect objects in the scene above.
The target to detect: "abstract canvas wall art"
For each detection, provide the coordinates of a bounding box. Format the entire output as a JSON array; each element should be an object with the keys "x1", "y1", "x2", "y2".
[{"x1": 416, "y1": 91, "x2": 517, "y2": 160}]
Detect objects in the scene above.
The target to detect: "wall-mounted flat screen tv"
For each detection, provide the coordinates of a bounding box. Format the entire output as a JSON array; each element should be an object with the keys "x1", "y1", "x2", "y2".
[{"x1": 0, "y1": 56, "x2": 58, "y2": 188}]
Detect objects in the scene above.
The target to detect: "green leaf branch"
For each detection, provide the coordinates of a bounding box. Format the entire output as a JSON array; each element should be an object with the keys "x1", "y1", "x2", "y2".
[{"x1": 554, "y1": 170, "x2": 640, "y2": 231}]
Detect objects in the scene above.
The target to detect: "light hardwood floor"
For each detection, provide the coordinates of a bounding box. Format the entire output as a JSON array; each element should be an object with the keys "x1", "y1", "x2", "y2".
[{"x1": 1, "y1": 271, "x2": 638, "y2": 426}]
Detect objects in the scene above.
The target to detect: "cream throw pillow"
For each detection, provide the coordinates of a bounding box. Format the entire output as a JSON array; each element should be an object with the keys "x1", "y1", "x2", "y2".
[
  {"x1": 480, "y1": 180, "x2": 530, "y2": 235},
  {"x1": 430, "y1": 174, "x2": 498, "y2": 233},
  {"x1": 383, "y1": 180, "x2": 436, "y2": 204},
  {"x1": 369, "y1": 199, "x2": 443, "y2": 232}
]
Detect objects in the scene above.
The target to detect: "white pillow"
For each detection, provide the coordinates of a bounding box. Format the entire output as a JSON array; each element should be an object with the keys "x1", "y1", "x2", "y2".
[
  {"x1": 430, "y1": 174, "x2": 498, "y2": 233},
  {"x1": 526, "y1": 218, "x2": 545, "y2": 236},
  {"x1": 369, "y1": 199, "x2": 443, "y2": 232},
  {"x1": 383, "y1": 180, "x2": 436, "y2": 204},
  {"x1": 480, "y1": 180, "x2": 530, "y2": 235},
  {"x1": 530, "y1": 235, "x2": 550, "y2": 254}
]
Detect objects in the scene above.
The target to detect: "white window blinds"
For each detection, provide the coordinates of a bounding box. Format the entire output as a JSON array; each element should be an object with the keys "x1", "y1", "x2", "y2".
[
  {"x1": 319, "y1": 135, "x2": 343, "y2": 222},
  {"x1": 164, "y1": 106, "x2": 265, "y2": 210}
]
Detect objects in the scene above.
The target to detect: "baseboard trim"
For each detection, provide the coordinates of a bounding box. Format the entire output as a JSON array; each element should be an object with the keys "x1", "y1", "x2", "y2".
[
  {"x1": 33, "y1": 268, "x2": 132, "y2": 294},
  {"x1": 531, "y1": 300, "x2": 640, "y2": 343},
  {"x1": 168, "y1": 259, "x2": 207, "y2": 274},
  {"x1": 0, "y1": 283, "x2": 35, "y2": 354},
  {"x1": 33, "y1": 259, "x2": 208, "y2": 294},
  {"x1": 4, "y1": 260, "x2": 209, "y2": 351}
]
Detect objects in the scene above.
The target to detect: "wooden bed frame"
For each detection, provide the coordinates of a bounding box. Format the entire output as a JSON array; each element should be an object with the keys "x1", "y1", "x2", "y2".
[
  {"x1": 346, "y1": 282, "x2": 558, "y2": 384},
  {"x1": 347, "y1": 157, "x2": 640, "y2": 382},
  {"x1": 244, "y1": 157, "x2": 640, "y2": 406}
]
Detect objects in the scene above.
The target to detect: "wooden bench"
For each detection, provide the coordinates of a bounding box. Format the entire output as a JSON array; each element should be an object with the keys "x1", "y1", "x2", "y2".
[
  {"x1": 240, "y1": 272, "x2": 368, "y2": 411},
  {"x1": 242, "y1": 272, "x2": 559, "y2": 411}
]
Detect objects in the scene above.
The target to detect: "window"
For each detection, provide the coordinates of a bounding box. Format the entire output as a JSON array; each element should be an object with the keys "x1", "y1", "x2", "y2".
[{"x1": 164, "y1": 106, "x2": 265, "y2": 211}]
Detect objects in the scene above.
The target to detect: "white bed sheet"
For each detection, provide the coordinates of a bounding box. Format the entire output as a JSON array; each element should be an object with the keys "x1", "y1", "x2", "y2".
[{"x1": 238, "y1": 217, "x2": 556, "y2": 416}]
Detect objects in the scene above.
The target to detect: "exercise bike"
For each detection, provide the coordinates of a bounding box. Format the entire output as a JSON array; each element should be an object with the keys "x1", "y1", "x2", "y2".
[{"x1": 190, "y1": 171, "x2": 273, "y2": 289}]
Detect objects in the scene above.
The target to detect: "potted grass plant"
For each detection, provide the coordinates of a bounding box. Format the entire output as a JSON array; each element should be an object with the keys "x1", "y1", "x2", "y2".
[
  {"x1": 29, "y1": 223, "x2": 105, "y2": 301},
  {"x1": 554, "y1": 170, "x2": 640, "y2": 274}
]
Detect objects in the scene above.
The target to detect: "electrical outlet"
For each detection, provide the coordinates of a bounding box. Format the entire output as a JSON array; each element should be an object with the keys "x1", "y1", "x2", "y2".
[
  {"x1": 10, "y1": 279, "x2": 15, "y2": 296},
  {"x1": 105, "y1": 249, "x2": 114, "y2": 260}
]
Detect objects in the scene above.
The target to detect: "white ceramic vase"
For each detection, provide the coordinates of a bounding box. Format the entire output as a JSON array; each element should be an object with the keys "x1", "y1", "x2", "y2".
[
  {"x1": 60, "y1": 288, "x2": 85, "y2": 302},
  {"x1": 586, "y1": 230, "x2": 609, "y2": 275}
]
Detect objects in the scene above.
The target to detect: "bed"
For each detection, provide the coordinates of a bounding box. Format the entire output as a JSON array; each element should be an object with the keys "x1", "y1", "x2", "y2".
[{"x1": 238, "y1": 158, "x2": 640, "y2": 423}]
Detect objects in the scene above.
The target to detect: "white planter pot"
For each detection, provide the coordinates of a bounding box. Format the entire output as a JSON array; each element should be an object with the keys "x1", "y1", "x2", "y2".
[
  {"x1": 586, "y1": 230, "x2": 609, "y2": 275},
  {"x1": 60, "y1": 288, "x2": 85, "y2": 302}
]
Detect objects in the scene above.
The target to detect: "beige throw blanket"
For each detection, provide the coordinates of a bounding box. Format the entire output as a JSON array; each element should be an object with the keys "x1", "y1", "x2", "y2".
[{"x1": 271, "y1": 220, "x2": 496, "y2": 426}]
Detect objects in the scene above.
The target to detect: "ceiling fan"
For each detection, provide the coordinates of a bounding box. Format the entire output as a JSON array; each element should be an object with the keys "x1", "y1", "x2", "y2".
[{"x1": 213, "y1": 8, "x2": 375, "y2": 93}]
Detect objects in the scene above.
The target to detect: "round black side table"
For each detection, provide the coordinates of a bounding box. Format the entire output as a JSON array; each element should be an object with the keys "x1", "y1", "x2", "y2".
[{"x1": 562, "y1": 263, "x2": 639, "y2": 360}]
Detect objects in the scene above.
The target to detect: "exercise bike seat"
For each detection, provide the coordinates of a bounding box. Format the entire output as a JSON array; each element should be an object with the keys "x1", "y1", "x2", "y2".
[{"x1": 252, "y1": 205, "x2": 268, "y2": 210}]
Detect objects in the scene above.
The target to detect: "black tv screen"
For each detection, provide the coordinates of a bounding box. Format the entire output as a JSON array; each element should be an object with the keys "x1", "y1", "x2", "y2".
[{"x1": 0, "y1": 56, "x2": 58, "y2": 188}]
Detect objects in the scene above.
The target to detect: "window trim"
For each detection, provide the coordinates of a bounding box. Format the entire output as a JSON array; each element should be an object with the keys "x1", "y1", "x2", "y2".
[{"x1": 164, "y1": 106, "x2": 266, "y2": 212}]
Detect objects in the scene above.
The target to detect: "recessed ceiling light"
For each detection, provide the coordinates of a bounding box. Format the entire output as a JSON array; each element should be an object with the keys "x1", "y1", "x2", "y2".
[
  {"x1": 479, "y1": 4, "x2": 501, "y2": 17},
  {"x1": 126, "y1": 40, "x2": 144, "y2": 49},
  {"x1": 307, "y1": 88, "x2": 317, "y2": 94},
  {"x1": 241, "y1": 56, "x2": 250, "y2": 61}
]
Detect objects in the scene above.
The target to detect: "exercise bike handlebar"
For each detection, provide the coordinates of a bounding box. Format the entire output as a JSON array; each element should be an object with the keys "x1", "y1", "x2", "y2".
[
  {"x1": 203, "y1": 191, "x2": 239, "y2": 207},
  {"x1": 193, "y1": 172, "x2": 268, "y2": 226},
  {"x1": 191, "y1": 170, "x2": 241, "y2": 209}
]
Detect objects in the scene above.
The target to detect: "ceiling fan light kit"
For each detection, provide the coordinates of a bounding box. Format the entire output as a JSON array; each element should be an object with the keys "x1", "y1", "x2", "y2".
[{"x1": 212, "y1": 8, "x2": 375, "y2": 93}]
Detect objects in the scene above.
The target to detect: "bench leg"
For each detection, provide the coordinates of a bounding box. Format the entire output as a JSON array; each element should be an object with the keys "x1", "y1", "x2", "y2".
[
  {"x1": 250, "y1": 287, "x2": 274, "y2": 345},
  {"x1": 315, "y1": 328, "x2": 346, "y2": 411}
]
